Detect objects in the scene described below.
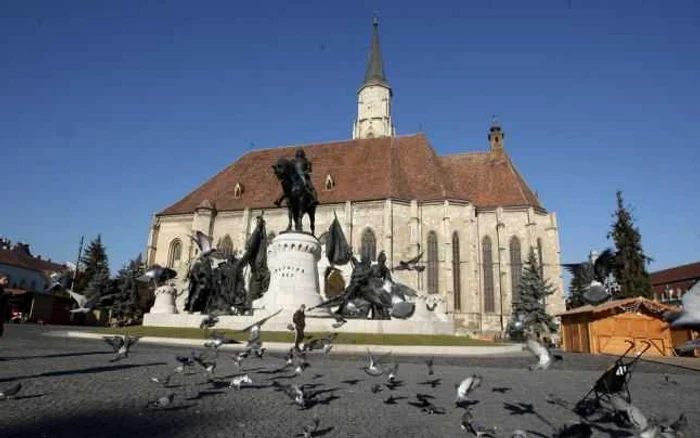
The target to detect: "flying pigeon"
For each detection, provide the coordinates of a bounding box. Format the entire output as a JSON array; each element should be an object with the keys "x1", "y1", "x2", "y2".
[
  {"x1": 663, "y1": 286, "x2": 700, "y2": 330},
  {"x1": 0, "y1": 382, "x2": 22, "y2": 400},
  {"x1": 525, "y1": 333, "x2": 562, "y2": 371},
  {"x1": 45, "y1": 270, "x2": 72, "y2": 292},
  {"x1": 386, "y1": 363, "x2": 399, "y2": 382},
  {"x1": 136, "y1": 264, "x2": 177, "y2": 286},
  {"x1": 147, "y1": 393, "x2": 175, "y2": 409},
  {"x1": 104, "y1": 334, "x2": 140, "y2": 362},
  {"x1": 229, "y1": 374, "x2": 252, "y2": 390},
  {"x1": 609, "y1": 395, "x2": 659, "y2": 437},
  {"x1": 204, "y1": 331, "x2": 240, "y2": 350},
  {"x1": 393, "y1": 252, "x2": 424, "y2": 271},
  {"x1": 302, "y1": 333, "x2": 337, "y2": 354},
  {"x1": 232, "y1": 352, "x2": 246, "y2": 369},
  {"x1": 456, "y1": 374, "x2": 482, "y2": 406},
  {"x1": 291, "y1": 353, "x2": 311, "y2": 376},
  {"x1": 192, "y1": 353, "x2": 217, "y2": 377},
  {"x1": 66, "y1": 289, "x2": 99, "y2": 313},
  {"x1": 362, "y1": 349, "x2": 392, "y2": 377},
  {"x1": 675, "y1": 338, "x2": 700, "y2": 354},
  {"x1": 189, "y1": 231, "x2": 223, "y2": 260},
  {"x1": 200, "y1": 314, "x2": 219, "y2": 330},
  {"x1": 562, "y1": 249, "x2": 619, "y2": 305},
  {"x1": 274, "y1": 381, "x2": 306, "y2": 408},
  {"x1": 608, "y1": 395, "x2": 686, "y2": 437},
  {"x1": 235, "y1": 309, "x2": 283, "y2": 342},
  {"x1": 425, "y1": 356, "x2": 434, "y2": 375},
  {"x1": 300, "y1": 415, "x2": 320, "y2": 438},
  {"x1": 174, "y1": 353, "x2": 197, "y2": 374}
]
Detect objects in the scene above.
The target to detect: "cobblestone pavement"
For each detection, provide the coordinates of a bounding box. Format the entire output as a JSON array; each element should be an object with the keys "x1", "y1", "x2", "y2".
[{"x1": 1, "y1": 325, "x2": 698, "y2": 438}]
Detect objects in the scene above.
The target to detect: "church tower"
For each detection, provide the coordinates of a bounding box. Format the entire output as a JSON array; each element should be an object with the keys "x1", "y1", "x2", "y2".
[{"x1": 353, "y1": 18, "x2": 396, "y2": 139}]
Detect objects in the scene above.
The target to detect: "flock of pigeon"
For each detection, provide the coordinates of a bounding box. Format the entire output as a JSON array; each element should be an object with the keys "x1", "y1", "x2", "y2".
[
  {"x1": 3, "y1": 305, "x2": 690, "y2": 438},
  {"x1": 4, "y1": 245, "x2": 697, "y2": 436}
]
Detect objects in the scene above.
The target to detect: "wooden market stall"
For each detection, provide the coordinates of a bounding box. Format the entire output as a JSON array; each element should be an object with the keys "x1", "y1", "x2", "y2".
[{"x1": 558, "y1": 297, "x2": 694, "y2": 357}]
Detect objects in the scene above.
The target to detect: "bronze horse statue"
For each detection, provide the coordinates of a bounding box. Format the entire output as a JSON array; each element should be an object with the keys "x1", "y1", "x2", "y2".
[{"x1": 272, "y1": 157, "x2": 317, "y2": 235}]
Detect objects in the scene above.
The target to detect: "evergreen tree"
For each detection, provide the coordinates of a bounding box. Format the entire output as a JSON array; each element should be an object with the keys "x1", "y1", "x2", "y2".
[
  {"x1": 109, "y1": 254, "x2": 146, "y2": 323},
  {"x1": 607, "y1": 191, "x2": 652, "y2": 299},
  {"x1": 75, "y1": 235, "x2": 110, "y2": 300},
  {"x1": 567, "y1": 266, "x2": 593, "y2": 309},
  {"x1": 510, "y1": 248, "x2": 558, "y2": 337}
]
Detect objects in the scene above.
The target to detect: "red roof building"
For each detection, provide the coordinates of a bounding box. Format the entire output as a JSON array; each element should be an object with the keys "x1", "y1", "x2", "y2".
[{"x1": 650, "y1": 261, "x2": 700, "y2": 304}]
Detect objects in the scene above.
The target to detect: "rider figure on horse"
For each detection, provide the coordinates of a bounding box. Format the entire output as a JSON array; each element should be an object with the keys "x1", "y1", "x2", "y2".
[{"x1": 294, "y1": 149, "x2": 319, "y2": 208}]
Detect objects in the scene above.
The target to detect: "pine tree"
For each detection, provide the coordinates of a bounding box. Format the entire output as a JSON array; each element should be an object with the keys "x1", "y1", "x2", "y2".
[
  {"x1": 75, "y1": 235, "x2": 110, "y2": 300},
  {"x1": 109, "y1": 255, "x2": 146, "y2": 323},
  {"x1": 607, "y1": 191, "x2": 652, "y2": 299},
  {"x1": 567, "y1": 266, "x2": 593, "y2": 309},
  {"x1": 510, "y1": 248, "x2": 558, "y2": 336}
]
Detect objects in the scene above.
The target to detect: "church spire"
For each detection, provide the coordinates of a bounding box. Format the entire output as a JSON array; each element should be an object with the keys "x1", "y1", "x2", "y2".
[
  {"x1": 363, "y1": 17, "x2": 388, "y2": 87},
  {"x1": 353, "y1": 17, "x2": 395, "y2": 139}
]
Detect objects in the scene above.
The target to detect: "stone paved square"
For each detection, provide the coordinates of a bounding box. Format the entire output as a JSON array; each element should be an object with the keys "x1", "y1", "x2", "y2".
[{"x1": 1, "y1": 326, "x2": 698, "y2": 438}]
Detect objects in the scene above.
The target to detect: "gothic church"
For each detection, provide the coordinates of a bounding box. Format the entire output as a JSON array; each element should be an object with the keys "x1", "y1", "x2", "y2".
[{"x1": 145, "y1": 19, "x2": 566, "y2": 334}]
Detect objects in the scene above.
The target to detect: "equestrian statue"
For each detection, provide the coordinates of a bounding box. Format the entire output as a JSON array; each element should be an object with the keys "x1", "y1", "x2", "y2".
[{"x1": 272, "y1": 148, "x2": 319, "y2": 235}]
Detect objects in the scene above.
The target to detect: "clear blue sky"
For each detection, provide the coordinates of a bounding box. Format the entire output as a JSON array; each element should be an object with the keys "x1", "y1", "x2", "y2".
[{"x1": 2, "y1": 1, "x2": 699, "y2": 284}]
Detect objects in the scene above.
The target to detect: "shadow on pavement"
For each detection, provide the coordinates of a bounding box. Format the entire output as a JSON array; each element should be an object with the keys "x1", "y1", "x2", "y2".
[
  {"x1": 0, "y1": 351, "x2": 111, "y2": 361},
  {"x1": 0, "y1": 362, "x2": 168, "y2": 383},
  {"x1": 3, "y1": 409, "x2": 213, "y2": 438}
]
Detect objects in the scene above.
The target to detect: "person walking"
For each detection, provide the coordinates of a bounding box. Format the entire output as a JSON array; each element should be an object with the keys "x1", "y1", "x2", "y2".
[
  {"x1": 0, "y1": 274, "x2": 10, "y2": 337},
  {"x1": 292, "y1": 304, "x2": 306, "y2": 351}
]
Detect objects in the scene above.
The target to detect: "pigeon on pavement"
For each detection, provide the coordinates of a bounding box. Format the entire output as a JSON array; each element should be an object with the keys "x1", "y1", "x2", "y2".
[
  {"x1": 229, "y1": 374, "x2": 252, "y2": 390},
  {"x1": 147, "y1": 393, "x2": 175, "y2": 409},
  {"x1": 0, "y1": 382, "x2": 22, "y2": 400}
]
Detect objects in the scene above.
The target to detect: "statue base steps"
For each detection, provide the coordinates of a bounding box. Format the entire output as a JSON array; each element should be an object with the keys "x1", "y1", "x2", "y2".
[{"x1": 142, "y1": 311, "x2": 454, "y2": 335}]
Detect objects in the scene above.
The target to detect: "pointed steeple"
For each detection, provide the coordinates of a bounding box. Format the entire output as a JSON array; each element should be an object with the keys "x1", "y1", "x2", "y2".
[{"x1": 363, "y1": 17, "x2": 388, "y2": 87}]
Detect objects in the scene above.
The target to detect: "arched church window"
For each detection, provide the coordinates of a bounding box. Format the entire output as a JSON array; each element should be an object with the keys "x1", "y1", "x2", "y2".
[
  {"x1": 427, "y1": 231, "x2": 439, "y2": 295},
  {"x1": 167, "y1": 239, "x2": 182, "y2": 268},
  {"x1": 324, "y1": 174, "x2": 335, "y2": 191},
  {"x1": 510, "y1": 236, "x2": 522, "y2": 305},
  {"x1": 452, "y1": 232, "x2": 461, "y2": 310},
  {"x1": 361, "y1": 228, "x2": 377, "y2": 262},
  {"x1": 483, "y1": 236, "x2": 495, "y2": 313},
  {"x1": 219, "y1": 235, "x2": 234, "y2": 259}
]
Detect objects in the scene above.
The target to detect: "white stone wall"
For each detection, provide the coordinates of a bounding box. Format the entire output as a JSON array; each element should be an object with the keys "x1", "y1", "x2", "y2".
[{"x1": 148, "y1": 198, "x2": 564, "y2": 334}]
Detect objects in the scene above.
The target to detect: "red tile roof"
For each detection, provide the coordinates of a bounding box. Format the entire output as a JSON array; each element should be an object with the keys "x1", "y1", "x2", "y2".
[
  {"x1": 0, "y1": 249, "x2": 69, "y2": 274},
  {"x1": 158, "y1": 134, "x2": 543, "y2": 216},
  {"x1": 650, "y1": 261, "x2": 700, "y2": 296}
]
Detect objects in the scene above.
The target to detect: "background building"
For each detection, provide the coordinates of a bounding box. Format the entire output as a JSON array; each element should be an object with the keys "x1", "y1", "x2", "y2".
[
  {"x1": 0, "y1": 238, "x2": 73, "y2": 324},
  {"x1": 650, "y1": 261, "x2": 700, "y2": 306},
  {"x1": 144, "y1": 20, "x2": 566, "y2": 334}
]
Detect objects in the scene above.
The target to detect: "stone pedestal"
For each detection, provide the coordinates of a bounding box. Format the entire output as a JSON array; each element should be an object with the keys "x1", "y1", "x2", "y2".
[
  {"x1": 149, "y1": 284, "x2": 178, "y2": 315},
  {"x1": 254, "y1": 232, "x2": 328, "y2": 316}
]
